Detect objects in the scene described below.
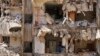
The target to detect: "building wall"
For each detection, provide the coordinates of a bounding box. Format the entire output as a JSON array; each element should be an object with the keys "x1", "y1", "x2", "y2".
[
  {"x1": 34, "y1": 36, "x2": 45, "y2": 54},
  {"x1": 24, "y1": 0, "x2": 32, "y2": 14},
  {"x1": 96, "y1": 39, "x2": 100, "y2": 55},
  {"x1": 32, "y1": 0, "x2": 63, "y2": 54},
  {"x1": 24, "y1": 24, "x2": 32, "y2": 42},
  {"x1": 33, "y1": 0, "x2": 63, "y2": 7}
]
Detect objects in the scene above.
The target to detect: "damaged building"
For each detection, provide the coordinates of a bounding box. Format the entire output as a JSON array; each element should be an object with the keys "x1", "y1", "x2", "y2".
[
  {"x1": 33, "y1": 0, "x2": 100, "y2": 56},
  {"x1": 0, "y1": 0, "x2": 100, "y2": 56}
]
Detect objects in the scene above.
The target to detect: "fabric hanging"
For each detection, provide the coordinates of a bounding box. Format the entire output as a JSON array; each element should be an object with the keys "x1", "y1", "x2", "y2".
[
  {"x1": 62, "y1": 34, "x2": 71, "y2": 46},
  {"x1": 62, "y1": 37, "x2": 66, "y2": 46},
  {"x1": 96, "y1": 29, "x2": 100, "y2": 39}
]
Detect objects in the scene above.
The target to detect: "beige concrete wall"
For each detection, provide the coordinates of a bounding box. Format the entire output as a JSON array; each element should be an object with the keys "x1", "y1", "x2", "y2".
[
  {"x1": 33, "y1": 0, "x2": 63, "y2": 7},
  {"x1": 10, "y1": 7, "x2": 22, "y2": 16},
  {"x1": 24, "y1": 0, "x2": 32, "y2": 14},
  {"x1": 0, "y1": 35, "x2": 2, "y2": 43},
  {"x1": 34, "y1": 36, "x2": 45, "y2": 54},
  {"x1": 24, "y1": 24, "x2": 32, "y2": 42}
]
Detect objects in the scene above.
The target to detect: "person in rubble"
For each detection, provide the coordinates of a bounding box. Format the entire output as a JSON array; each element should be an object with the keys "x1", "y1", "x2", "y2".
[{"x1": 62, "y1": 0, "x2": 77, "y2": 24}]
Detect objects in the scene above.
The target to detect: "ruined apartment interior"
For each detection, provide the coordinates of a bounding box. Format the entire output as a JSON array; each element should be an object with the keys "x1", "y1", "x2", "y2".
[{"x1": 0, "y1": 0, "x2": 100, "y2": 56}]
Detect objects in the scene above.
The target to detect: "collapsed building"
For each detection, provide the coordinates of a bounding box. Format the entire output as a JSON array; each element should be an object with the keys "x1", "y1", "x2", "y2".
[
  {"x1": 0, "y1": 0, "x2": 100, "y2": 56},
  {"x1": 33, "y1": 0, "x2": 100, "y2": 56}
]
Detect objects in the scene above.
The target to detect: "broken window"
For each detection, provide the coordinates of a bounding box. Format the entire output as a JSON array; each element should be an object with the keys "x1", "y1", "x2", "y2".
[
  {"x1": 45, "y1": 33, "x2": 64, "y2": 53},
  {"x1": 44, "y1": 2, "x2": 63, "y2": 21},
  {"x1": 24, "y1": 14, "x2": 33, "y2": 24},
  {"x1": 2, "y1": 36, "x2": 10, "y2": 45},
  {"x1": 74, "y1": 40, "x2": 96, "y2": 53},
  {"x1": 24, "y1": 42, "x2": 32, "y2": 53}
]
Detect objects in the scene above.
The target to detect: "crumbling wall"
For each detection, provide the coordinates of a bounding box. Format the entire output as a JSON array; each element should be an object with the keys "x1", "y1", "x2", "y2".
[
  {"x1": 34, "y1": 36, "x2": 45, "y2": 54},
  {"x1": 0, "y1": 43, "x2": 20, "y2": 56},
  {"x1": 33, "y1": 0, "x2": 99, "y2": 56},
  {"x1": 9, "y1": 37, "x2": 21, "y2": 53}
]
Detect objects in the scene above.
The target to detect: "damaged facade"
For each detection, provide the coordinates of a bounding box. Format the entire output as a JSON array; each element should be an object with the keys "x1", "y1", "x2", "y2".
[
  {"x1": 0, "y1": 0, "x2": 22, "y2": 56},
  {"x1": 33, "y1": 0, "x2": 100, "y2": 56},
  {"x1": 0, "y1": 0, "x2": 100, "y2": 56}
]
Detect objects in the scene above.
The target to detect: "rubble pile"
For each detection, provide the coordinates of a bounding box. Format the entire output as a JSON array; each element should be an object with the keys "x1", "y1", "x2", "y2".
[
  {"x1": 68, "y1": 52, "x2": 97, "y2": 56},
  {"x1": 0, "y1": 14, "x2": 21, "y2": 36},
  {"x1": 0, "y1": 43, "x2": 20, "y2": 56}
]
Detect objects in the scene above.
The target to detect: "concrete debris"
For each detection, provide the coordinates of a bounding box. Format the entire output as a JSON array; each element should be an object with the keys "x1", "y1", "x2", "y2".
[
  {"x1": 8, "y1": 46, "x2": 21, "y2": 54},
  {"x1": 75, "y1": 20, "x2": 97, "y2": 27},
  {"x1": 68, "y1": 52, "x2": 97, "y2": 56},
  {"x1": 80, "y1": 28, "x2": 96, "y2": 41},
  {"x1": 79, "y1": 52, "x2": 97, "y2": 56},
  {"x1": 64, "y1": 3, "x2": 76, "y2": 12},
  {"x1": 0, "y1": 15, "x2": 21, "y2": 36},
  {"x1": 45, "y1": 13, "x2": 54, "y2": 25},
  {"x1": 36, "y1": 24, "x2": 97, "y2": 41},
  {"x1": 37, "y1": 26, "x2": 51, "y2": 42},
  {"x1": 62, "y1": 18, "x2": 97, "y2": 28},
  {"x1": 76, "y1": 20, "x2": 88, "y2": 27},
  {"x1": 0, "y1": 43, "x2": 20, "y2": 56},
  {"x1": 80, "y1": 30, "x2": 88, "y2": 41}
]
